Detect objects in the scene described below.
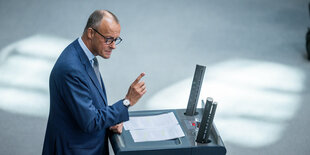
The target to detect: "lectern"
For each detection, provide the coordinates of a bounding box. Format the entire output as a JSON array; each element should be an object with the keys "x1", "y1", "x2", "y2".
[{"x1": 110, "y1": 65, "x2": 226, "y2": 155}]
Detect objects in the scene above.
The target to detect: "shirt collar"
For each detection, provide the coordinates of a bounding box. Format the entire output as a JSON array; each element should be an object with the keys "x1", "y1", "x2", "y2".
[{"x1": 78, "y1": 37, "x2": 95, "y2": 64}]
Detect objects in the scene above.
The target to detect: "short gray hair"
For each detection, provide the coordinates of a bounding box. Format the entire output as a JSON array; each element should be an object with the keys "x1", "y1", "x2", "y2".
[{"x1": 83, "y1": 10, "x2": 119, "y2": 33}]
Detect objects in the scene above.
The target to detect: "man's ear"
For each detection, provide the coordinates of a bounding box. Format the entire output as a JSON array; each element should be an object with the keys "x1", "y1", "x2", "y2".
[{"x1": 86, "y1": 28, "x2": 94, "y2": 39}]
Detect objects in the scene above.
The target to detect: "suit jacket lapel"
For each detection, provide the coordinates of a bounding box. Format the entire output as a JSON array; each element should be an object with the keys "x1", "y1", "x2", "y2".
[
  {"x1": 85, "y1": 64, "x2": 108, "y2": 104},
  {"x1": 73, "y1": 39, "x2": 108, "y2": 105},
  {"x1": 99, "y1": 75, "x2": 108, "y2": 101}
]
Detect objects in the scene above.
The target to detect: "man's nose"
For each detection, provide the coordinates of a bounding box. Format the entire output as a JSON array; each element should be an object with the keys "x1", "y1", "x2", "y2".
[{"x1": 110, "y1": 41, "x2": 116, "y2": 49}]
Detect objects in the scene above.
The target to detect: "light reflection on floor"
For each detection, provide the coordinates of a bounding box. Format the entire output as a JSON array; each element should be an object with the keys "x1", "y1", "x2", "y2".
[
  {"x1": 0, "y1": 35, "x2": 70, "y2": 117},
  {"x1": 146, "y1": 59, "x2": 304, "y2": 148}
]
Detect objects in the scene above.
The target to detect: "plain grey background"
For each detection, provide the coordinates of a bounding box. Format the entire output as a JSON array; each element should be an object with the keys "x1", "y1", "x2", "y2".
[{"x1": 0, "y1": 0, "x2": 310, "y2": 154}]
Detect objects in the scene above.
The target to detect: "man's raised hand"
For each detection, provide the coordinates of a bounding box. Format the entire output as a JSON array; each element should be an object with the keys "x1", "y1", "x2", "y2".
[{"x1": 125, "y1": 73, "x2": 146, "y2": 106}]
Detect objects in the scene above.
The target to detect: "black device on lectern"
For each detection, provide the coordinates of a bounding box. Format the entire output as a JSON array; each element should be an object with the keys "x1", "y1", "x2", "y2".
[
  {"x1": 185, "y1": 64, "x2": 206, "y2": 116},
  {"x1": 110, "y1": 64, "x2": 226, "y2": 155},
  {"x1": 196, "y1": 97, "x2": 217, "y2": 143}
]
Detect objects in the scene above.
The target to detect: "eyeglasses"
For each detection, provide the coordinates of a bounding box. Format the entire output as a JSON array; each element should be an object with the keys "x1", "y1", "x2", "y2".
[{"x1": 91, "y1": 28, "x2": 122, "y2": 45}]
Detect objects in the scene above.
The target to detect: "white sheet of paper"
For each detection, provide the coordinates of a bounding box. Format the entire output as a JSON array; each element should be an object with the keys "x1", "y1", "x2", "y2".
[
  {"x1": 124, "y1": 112, "x2": 179, "y2": 130},
  {"x1": 123, "y1": 112, "x2": 185, "y2": 142},
  {"x1": 130, "y1": 124, "x2": 185, "y2": 142}
]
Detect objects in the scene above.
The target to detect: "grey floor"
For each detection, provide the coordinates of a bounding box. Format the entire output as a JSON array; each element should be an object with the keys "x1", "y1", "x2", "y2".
[{"x1": 0, "y1": 0, "x2": 310, "y2": 154}]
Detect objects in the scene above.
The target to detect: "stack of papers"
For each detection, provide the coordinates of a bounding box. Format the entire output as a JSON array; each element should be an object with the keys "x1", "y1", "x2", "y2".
[{"x1": 124, "y1": 112, "x2": 185, "y2": 142}]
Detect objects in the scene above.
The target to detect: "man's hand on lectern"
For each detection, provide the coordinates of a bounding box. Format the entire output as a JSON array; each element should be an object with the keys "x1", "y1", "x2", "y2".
[{"x1": 110, "y1": 122, "x2": 123, "y2": 134}]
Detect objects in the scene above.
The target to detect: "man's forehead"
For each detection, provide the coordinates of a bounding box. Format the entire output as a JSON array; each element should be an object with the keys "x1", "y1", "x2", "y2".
[
  {"x1": 98, "y1": 19, "x2": 120, "y2": 38},
  {"x1": 100, "y1": 16, "x2": 120, "y2": 29}
]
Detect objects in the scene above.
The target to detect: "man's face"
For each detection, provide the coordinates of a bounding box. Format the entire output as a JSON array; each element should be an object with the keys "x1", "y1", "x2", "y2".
[{"x1": 91, "y1": 19, "x2": 121, "y2": 59}]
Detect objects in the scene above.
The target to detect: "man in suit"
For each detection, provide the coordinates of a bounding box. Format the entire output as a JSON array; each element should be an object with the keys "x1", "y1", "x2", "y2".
[{"x1": 42, "y1": 10, "x2": 146, "y2": 155}]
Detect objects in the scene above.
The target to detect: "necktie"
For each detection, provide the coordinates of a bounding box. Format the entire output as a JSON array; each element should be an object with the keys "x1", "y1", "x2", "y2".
[{"x1": 93, "y1": 57, "x2": 102, "y2": 88}]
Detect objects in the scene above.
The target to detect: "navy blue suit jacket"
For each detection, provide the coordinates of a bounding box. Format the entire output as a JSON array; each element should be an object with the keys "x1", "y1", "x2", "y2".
[{"x1": 42, "y1": 39, "x2": 129, "y2": 155}]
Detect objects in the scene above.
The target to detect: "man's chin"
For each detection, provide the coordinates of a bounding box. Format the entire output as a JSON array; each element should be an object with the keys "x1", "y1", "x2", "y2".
[
  {"x1": 99, "y1": 54, "x2": 111, "y2": 59},
  {"x1": 100, "y1": 52, "x2": 112, "y2": 59},
  {"x1": 102, "y1": 55, "x2": 111, "y2": 59}
]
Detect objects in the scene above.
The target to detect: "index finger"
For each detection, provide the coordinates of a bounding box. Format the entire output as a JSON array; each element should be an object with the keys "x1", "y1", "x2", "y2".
[{"x1": 133, "y1": 73, "x2": 145, "y2": 85}]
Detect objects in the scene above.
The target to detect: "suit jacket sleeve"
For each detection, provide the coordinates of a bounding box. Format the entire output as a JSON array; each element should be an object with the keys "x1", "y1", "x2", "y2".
[{"x1": 61, "y1": 69, "x2": 129, "y2": 133}]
